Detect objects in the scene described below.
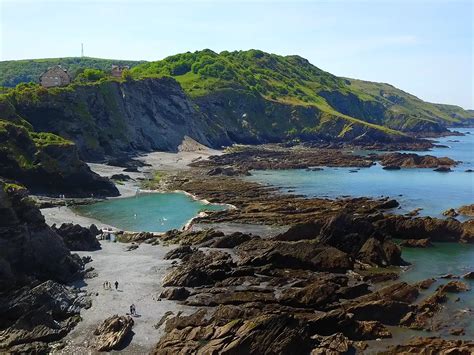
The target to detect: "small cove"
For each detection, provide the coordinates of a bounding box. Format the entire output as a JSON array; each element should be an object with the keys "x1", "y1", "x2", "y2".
[{"x1": 74, "y1": 192, "x2": 225, "y2": 232}]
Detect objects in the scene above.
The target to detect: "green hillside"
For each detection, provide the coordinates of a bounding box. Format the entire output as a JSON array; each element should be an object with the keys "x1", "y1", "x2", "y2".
[
  {"x1": 0, "y1": 57, "x2": 145, "y2": 87},
  {"x1": 131, "y1": 49, "x2": 472, "y2": 133}
]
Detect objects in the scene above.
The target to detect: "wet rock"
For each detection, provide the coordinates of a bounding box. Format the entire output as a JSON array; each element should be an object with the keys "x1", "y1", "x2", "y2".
[
  {"x1": 51, "y1": 223, "x2": 101, "y2": 251},
  {"x1": 212, "y1": 232, "x2": 253, "y2": 248},
  {"x1": 458, "y1": 204, "x2": 474, "y2": 217},
  {"x1": 462, "y1": 271, "x2": 474, "y2": 279},
  {"x1": 346, "y1": 300, "x2": 412, "y2": 325},
  {"x1": 164, "y1": 245, "x2": 193, "y2": 260},
  {"x1": 433, "y1": 166, "x2": 452, "y2": 172},
  {"x1": 400, "y1": 238, "x2": 432, "y2": 248},
  {"x1": 206, "y1": 166, "x2": 248, "y2": 176},
  {"x1": 450, "y1": 328, "x2": 465, "y2": 336},
  {"x1": 362, "y1": 271, "x2": 399, "y2": 283},
  {"x1": 413, "y1": 278, "x2": 436, "y2": 290},
  {"x1": 118, "y1": 231, "x2": 155, "y2": 243},
  {"x1": 373, "y1": 215, "x2": 473, "y2": 243},
  {"x1": 94, "y1": 315, "x2": 134, "y2": 351},
  {"x1": 357, "y1": 238, "x2": 403, "y2": 266},
  {"x1": 443, "y1": 208, "x2": 459, "y2": 217},
  {"x1": 380, "y1": 153, "x2": 456, "y2": 168},
  {"x1": 382, "y1": 165, "x2": 400, "y2": 170},
  {"x1": 437, "y1": 280, "x2": 470, "y2": 293},
  {"x1": 274, "y1": 221, "x2": 324, "y2": 241},
  {"x1": 159, "y1": 287, "x2": 190, "y2": 301},
  {"x1": 388, "y1": 337, "x2": 474, "y2": 353},
  {"x1": 110, "y1": 173, "x2": 132, "y2": 181},
  {"x1": 439, "y1": 273, "x2": 459, "y2": 279}
]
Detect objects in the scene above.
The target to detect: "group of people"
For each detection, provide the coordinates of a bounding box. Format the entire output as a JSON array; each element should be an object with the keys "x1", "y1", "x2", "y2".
[
  {"x1": 102, "y1": 281, "x2": 119, "y2": 290},
  {"x1": 129, "y1": 303, "x2": 137, "y2": 316}
]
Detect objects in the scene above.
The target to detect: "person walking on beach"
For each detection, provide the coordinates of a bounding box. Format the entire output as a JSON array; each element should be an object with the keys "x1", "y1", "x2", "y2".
[{"x1": 114, "y1": 281, "x2": 119, "y2": 290}]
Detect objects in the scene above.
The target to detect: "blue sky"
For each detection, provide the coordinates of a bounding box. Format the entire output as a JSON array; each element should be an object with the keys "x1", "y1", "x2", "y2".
[{"x1": 1, "y1": 0, "x2": 472, "y2": 108}]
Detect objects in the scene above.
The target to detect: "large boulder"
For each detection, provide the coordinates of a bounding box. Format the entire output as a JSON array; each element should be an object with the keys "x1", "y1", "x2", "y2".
[
  {"x1": 94, "y1": 315, "x2": 134, "y2": 351},
  {"x1": 52, "y1": 223, "x2": 101, "y2": 251},
  {"x1": 374, "y1": 215, "x2": 473, "y2": 243}
]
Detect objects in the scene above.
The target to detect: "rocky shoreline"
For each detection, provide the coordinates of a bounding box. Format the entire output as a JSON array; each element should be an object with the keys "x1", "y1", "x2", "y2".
[{"x1": 1, "y1": 144, "x2": 473, "y2": 353}]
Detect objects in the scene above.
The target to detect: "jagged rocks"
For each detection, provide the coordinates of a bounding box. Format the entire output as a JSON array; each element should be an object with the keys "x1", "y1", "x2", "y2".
[
  {"x1": 373, "y1": 215, "x2": 473, "y2": 243},
  {"x1": 159, "y1": 287, "x2": 190, "y2": 301},
  {"x1": 0, "y1": 280, "x2": 90, "y2": 352},
  {"x1": 0, "y1": 183, "x2": 83, "y2": 290},
  {"x1": 380, "y1": 153, "x2": 456, "y2": 168},
  {"x1": 153, "y1": 312, "x2": 313, "y2": 355},
  {"x1": 357, "y1": 238, "x2": 404, "y2": 266},
  {"x1": 94, "y1": 315, "x2": 134, "y2": 351},
  {"x1": 164, "y1": 245, "x2": 194, "y2": 260},
  {"x1": 52, "y1": 223, "x2": 101, "y2": 251},
  {"x1": 211, "y1": 232, "x2": 253, "y2": 248},
  {"x1": 458, "y1": 204, "x2": 474, "y2": 217},
  {"x1": 238, "y1": 239, "x2": 354, "y2": 272},
  {"x1": 162, "y1": 250, "x2": 234, "y2": 287}
]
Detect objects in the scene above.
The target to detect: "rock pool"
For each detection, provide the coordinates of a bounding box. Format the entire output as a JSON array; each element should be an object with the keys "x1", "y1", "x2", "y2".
[{"x1": 74, "y1": 192, "x2": 225, "y2": 232}]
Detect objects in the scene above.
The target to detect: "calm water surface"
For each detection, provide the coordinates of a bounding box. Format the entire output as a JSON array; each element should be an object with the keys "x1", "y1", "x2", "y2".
[
  {"x1": 75, "y1": 192, "x2": 225, "y2": 232},
  {"x1": 248, "y1": 128, "x2": 473, "y2": 217}
]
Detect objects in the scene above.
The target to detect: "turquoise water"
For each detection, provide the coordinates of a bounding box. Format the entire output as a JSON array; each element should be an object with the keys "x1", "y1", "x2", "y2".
[
  {"x1": 399, "y1": 242, "x2": 474, "y2": 336},
  {"x1": 75, "y1": 192, "x2": 225, "y2": 232},
  {"x1": 248, "y1": 128, "x2": 474, "y2": 217}
]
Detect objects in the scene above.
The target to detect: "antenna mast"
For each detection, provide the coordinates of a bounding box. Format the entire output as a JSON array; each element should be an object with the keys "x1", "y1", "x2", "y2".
[{"x1": 81, "y1": 43, "x2": 84, "y2": 57}]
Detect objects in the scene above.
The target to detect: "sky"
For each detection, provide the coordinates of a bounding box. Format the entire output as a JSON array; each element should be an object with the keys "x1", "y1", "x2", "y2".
[{"x1": 1, "y1": 0, "x2": 472, "y2": 108}]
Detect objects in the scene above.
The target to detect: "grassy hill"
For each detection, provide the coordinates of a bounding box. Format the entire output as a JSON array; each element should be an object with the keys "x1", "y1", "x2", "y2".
[
  {"x1": 0, "y1": 57, "x2": 145, "y2": 87},
  {"x1": 131, "y1": 49, "x2": 472, "y2": 133}
]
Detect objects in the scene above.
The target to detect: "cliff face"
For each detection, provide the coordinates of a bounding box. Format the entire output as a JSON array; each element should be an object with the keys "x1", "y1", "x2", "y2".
[
  {"x1": 0, "y1": 183, "x2": 82, "y2": 291},
  {"x1": 6, "y1": 78, "x2": 407, "y2": 161},
  {"x1": 9, "y1": 78, "x2": 229, "y2": 160},
  {"x1": 0, "y1": 119, "x2": 118, "y2": 196},
  {"x1": 0, "y1": 183, "x2": 90, "y2": 353}
]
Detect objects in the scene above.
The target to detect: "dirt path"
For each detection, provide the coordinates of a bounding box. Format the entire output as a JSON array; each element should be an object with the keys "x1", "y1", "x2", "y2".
[{"x1": 58, "y1": 241, "x2": 193, "y2": 354}]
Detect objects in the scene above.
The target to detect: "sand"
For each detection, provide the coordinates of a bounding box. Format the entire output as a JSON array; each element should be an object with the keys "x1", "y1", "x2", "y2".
[
  {"x1": 42, "y1": 146, "x2": 222, "y2": 230},
  {"x1": 46, "y1": 144, "x2": 221, "y2": 353},
  {"x1": 58, "y1": 241, "x2": 194, "y2": 354}
]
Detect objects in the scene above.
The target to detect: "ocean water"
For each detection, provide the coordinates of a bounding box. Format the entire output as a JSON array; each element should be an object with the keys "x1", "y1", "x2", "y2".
[
  {"x1": 399, "y1": 242, "x2": 474, "y2": 337},
  {"x1": 75, "y1": 192, "x2": 225, "y2": 232},
  {"x1": 247, "y1": 128, "x2": 474, "y2": 217}
]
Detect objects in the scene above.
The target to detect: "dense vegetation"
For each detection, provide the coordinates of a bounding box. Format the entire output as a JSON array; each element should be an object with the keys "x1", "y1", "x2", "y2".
[
  {"x1": 0, "y1": 57, "x2": 144, "y2": 87},
  {"x1": 131, "y1": 49, "x2": 472, "y2": 131}
]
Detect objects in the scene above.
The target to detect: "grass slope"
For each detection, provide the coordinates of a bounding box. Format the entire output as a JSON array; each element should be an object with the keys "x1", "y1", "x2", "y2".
[{"x1": 131, "y1": 49, "x2": 472, "y2": 133}]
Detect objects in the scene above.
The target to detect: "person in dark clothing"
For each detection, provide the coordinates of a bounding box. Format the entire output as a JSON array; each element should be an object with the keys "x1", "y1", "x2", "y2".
[{"x1": 114, "y1": 281, "x2": 119, "y2": 290}]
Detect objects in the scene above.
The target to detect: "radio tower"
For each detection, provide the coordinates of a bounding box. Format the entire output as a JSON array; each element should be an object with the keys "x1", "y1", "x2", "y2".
[{"x1": 81, "y1": 43, "x2": 84, "y2": 57}]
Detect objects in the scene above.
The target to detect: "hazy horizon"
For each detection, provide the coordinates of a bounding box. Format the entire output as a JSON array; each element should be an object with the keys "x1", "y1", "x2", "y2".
[{"x1": 1, "y1": 0, "x2": 472, "y2": 109}]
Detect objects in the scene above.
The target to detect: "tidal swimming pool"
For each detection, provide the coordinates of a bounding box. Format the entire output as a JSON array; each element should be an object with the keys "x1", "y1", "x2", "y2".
[{"x1": 74, "y1": 192, "x2": 225, "y2": 232}]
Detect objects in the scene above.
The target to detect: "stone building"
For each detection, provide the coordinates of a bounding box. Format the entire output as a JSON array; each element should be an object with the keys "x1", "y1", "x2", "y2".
[
  {"x1": 111, "y1": 65, "x2": 130, "y2": 78},
  {"x1": 39, "y1": 66, "x2": 71, "y2": 88}
]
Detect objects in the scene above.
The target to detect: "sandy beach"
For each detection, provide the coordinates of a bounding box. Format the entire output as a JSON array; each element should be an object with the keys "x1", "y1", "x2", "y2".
[{"x1": 58, "y1": 241, "x2": 194, "y2": 354}]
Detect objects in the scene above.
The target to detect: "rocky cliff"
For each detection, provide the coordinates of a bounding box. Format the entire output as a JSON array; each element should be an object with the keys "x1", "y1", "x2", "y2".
[
  {"x1": 0, "y1": 118, "x2": 118, "y2": 196},
  {"x1": 2, "y1": 78, "x2": 412, "y2": 162},
  {"x1": 0, "y1": 182, "x2": 89, "y2": 353}
]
